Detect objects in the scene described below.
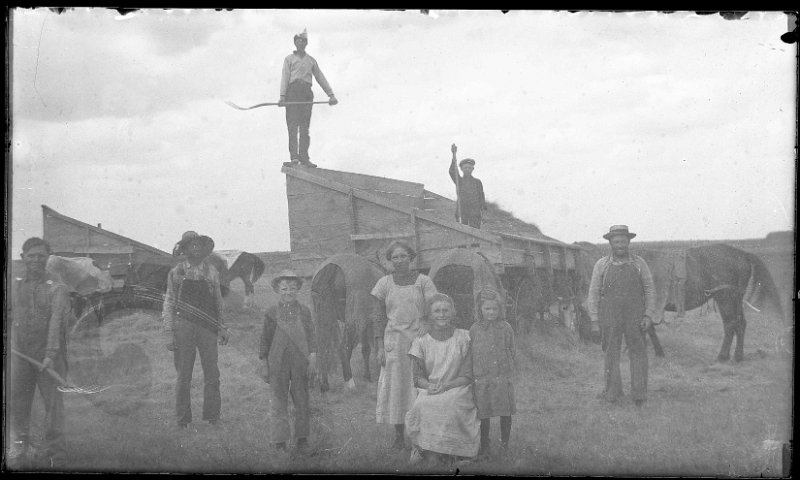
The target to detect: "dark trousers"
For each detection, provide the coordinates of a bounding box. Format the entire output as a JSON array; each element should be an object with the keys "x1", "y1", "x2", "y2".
[
  {"x1": 9, "y1": 354, "x2": 67, "y2": 462},
  {"x1": 285, "y1": 80, "x2": 314, "y2": 162},
  {"x1": 174, "y1": 320, "x2": 220, "y2": 425},
  {"x1": 601, "y1": 300, "x2": 648, "y2": 402},
  {"x1": 270, "y1": 348, "x2": 310, "y2": 443}
]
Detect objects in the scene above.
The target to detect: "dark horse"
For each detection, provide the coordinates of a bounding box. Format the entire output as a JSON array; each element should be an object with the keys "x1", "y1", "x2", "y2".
[
  {"x1": 664, "y1": 243, "x2": 784, "y2": 362},
  {"x1": 206, "y1": 251, "x2": 266, "y2": 308},
  {"x1": 311, "y1": 254, "x2": 383, "y2": 393}
]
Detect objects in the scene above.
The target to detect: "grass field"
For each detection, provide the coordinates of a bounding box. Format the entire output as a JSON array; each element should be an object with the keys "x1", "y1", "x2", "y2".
[{"x1": 9, "y1": 262, "x2": 793, "y2": 475}]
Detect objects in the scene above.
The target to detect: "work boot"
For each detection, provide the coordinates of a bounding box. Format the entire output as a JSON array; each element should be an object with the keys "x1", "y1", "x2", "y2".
[{"x1": 300, "y1": 159, "x2": 318, "y2": 168}]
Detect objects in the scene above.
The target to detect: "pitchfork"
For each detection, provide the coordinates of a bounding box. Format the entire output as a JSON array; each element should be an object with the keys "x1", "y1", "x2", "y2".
[
  {"x1": 10, "y1": 348, "x2": 118, "y2": 395},
  {"x1": 225, "y1": 100, "x2": 331, "y2": 110}
]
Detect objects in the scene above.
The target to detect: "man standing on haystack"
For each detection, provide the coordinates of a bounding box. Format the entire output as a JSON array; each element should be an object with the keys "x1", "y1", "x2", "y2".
[
  {"x1": 587, "y1": 225, "x2": 656, "y2": 407},
  {"x1": 279, "y1": 28, "x2": 338, "y2": 168},
  {"x1": 449, "y1": 144, "x2": 486, "y2": 229}
]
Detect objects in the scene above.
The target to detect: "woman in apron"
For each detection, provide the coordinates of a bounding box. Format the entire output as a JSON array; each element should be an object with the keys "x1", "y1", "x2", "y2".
[{"x1": 371, "y1": 240, "x2": 438, "y2": 450}]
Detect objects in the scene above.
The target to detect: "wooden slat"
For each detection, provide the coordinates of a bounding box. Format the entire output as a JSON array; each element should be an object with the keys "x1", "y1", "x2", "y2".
[
  {"x1": 493, "y1": 231, "x2": 579, "y2": 250},
  {"x1": 310, "y1": 168, "x2": 425, "y2": 197},
  {"x1": 351, "y1": 232, "x2": 415, "y2": 241},
  {"x1": 56, "y1": 245, "x2": 135, "y2": 254}
]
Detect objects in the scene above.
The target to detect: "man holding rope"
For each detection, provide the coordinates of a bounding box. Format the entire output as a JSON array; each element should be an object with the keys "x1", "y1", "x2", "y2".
[
  {"x1": 8, "y1": 237, "x2": 71, "y2": 469},
  {"x1": 279, "y1": 28, "x2": 338, "y2": 168}
]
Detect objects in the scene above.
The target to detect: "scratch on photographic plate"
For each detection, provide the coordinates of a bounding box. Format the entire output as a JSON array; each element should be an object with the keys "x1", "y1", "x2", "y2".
[{"x1": 34, "y1": 13, "x2": 48, "y2": 108}]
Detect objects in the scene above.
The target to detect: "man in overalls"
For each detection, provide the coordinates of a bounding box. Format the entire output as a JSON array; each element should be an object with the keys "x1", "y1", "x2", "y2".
[
  {"x1": 163, "y1": 231, "x2": 229, "y2": 428},
  {"x1": 8, "y1": 237, "x2": 71, "y2": 469},
  {"x1": 587, "y1": 225, "x2": 656, "y2": 407}
]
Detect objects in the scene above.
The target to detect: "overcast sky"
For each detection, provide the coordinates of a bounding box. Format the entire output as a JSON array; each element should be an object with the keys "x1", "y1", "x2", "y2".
[{"x1": 9, "y1": 9, "x2": 796, "y2": 255}]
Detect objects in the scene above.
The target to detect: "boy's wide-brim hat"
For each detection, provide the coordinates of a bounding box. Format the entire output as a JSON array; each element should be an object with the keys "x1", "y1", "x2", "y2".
[
  {"x1": 271, "y1": 269, "x2": 303, "y2": 291},
  {"x1": 459, "y1": 158, "x2": 476, "y2": 167},
  {"x1": 176, "y1": 231, "x2": 215, "y2": 253},
  {"x1": 602, "y1": 225, "x2": 636, "y2": 240}
]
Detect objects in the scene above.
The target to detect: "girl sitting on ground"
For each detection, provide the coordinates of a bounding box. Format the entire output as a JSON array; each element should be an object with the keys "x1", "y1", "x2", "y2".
[{"x1": 404, "y1": 293, "x2": 480, "y2": 466}]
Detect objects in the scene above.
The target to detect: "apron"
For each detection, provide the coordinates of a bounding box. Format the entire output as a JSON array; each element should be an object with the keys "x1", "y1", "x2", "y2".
[{"x1": 376, "y1": 276, "x2": 427, "y2": 424}]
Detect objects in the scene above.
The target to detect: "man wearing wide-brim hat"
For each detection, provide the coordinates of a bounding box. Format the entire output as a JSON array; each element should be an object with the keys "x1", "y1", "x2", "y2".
[
  {"x1": 162, "y1": 231, "x2": 229, "y2": 428},
  {"x1": 449, "y1": 144, "x2": 486, "y2": 229},
  {"x1": 586, "y1": 225, "x2": 656, "y2": 407},
  {"x1": 172, "y1": 230, "x2": 215, "y2": 257}
]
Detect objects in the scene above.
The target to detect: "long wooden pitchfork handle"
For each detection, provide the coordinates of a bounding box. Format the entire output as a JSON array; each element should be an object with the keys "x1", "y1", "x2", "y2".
[
  {"x1": 225, "y1": 100, "x2": 330, "y2": 110},
  {"x1": 10, "y1": 348, "x2": 69, "y2": 383}
]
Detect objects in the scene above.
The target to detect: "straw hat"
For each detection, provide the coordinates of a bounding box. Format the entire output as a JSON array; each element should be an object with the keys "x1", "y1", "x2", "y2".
[
  {"x1": 602, "y1": 225, "x2": 637, "y2": 240},
  {"x1": 271, "y1": 269, "x2": 303, "y2": 292}
]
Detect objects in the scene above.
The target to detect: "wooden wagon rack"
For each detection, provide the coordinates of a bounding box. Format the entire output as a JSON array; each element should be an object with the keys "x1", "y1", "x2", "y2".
[{"x1": 281, "y1": 166, "x2": 582, "y2": 281}]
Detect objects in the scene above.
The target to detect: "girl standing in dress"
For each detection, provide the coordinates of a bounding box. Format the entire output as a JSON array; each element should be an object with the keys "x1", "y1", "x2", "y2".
[
  {"x1": 469, "y1": 287, "x2": 516, "y2": 458},
  {"x1": 371, "y1": 241, "x2": 438, "y2": 450}
]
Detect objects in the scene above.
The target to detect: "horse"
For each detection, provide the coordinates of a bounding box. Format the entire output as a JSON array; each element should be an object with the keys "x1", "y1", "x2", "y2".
[
  {"x1": 574, "y1": 242, "x2": 784, "y2": 361},
  {"x1": 311, "y1": 254, "x2": 383, "y2": 393},
  {"x1": 665, "y1": 243, "x2": 784, "y2": 362},
  {"x1": 206, "y1": 251, "x2": 266, "y2": 309}
]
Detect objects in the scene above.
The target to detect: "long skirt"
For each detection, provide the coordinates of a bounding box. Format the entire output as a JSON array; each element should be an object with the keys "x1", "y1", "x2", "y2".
[
  {"x1": 405, "y1": 385, "x2": 480, "y2": 457},
  {"x1": 375, "y1": 334, "x2": 416, "y2": 424}
]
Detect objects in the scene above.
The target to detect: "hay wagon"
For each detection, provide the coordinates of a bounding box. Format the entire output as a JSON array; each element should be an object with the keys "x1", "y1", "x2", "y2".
[
  {"x1": 42, "y1": 205, "x2": 177, "y2": 314},
  {"x1": 282, "y1": 166, "x2": 586, "y2": 330}
]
